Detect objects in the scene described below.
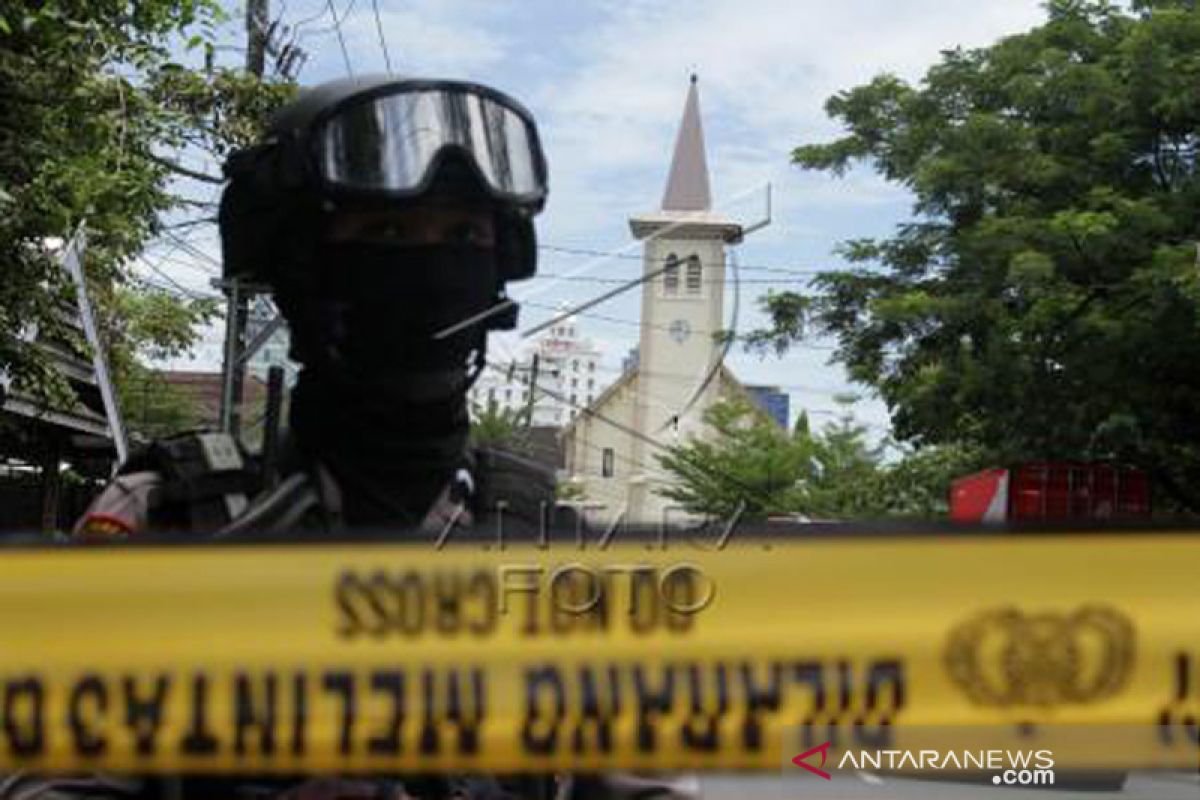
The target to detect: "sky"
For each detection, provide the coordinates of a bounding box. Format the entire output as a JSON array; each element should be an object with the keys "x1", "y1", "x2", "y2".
[{"x1": 157, "y1": 0, "x2": 1050, "y2": 439}]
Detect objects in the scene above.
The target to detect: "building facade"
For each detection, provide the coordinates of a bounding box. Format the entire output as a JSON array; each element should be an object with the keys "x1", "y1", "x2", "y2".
[
  {"x1": 561, "y1": 77, "x2": 752, "y2": 524},
  {"x1": 470, "y1": 312, "x2": 603, "y2": 428},
  {"x1": 745, "y1": 384, "x2": 790, "y2": 430}
]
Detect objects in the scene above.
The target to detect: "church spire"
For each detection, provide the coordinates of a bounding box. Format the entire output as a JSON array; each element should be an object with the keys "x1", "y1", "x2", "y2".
[{"x1": 660, "y1": 74, "x2": 712, "y2": 212}]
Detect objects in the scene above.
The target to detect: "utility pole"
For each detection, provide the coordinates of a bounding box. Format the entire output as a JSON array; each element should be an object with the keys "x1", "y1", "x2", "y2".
[
  {"x1": 524, "y1": 353, "x2": 539, "y2": 428},
  {"x1": 246, "y1": 0, "x2": 269, "y2": 77},
  {"x1": 220, "y1": 0, "x2": 269, "y2": 437}
]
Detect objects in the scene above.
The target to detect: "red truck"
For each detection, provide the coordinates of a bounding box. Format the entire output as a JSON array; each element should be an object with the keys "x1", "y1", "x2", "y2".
[{"x1": 949, "y1": 462, "x2": 1150, "y2": 524}]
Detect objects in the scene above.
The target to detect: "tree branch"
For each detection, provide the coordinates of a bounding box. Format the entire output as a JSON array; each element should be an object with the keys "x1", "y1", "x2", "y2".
[{"x1": 146, "y1": 152, "x2": 223, "y2": 184}]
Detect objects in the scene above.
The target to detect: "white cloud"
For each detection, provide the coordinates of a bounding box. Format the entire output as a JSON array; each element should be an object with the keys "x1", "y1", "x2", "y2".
[{"x1": 158, "y1": 1, "x2": 1052, "y2": 433}]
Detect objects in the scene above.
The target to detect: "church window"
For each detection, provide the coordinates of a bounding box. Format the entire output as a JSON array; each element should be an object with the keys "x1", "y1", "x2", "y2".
[
  {"x1": 686, "y1": 255, "x2": 702, "y2": 294},
  {"x1": 588, "y1": 361, "x2": 595, "y2": 372},
  {"x1": 663, "y1": 254, "x2": 680, "y2": 294},
  {"x1": 602, "y1": 448, "x2": 614, "y2": 477}
]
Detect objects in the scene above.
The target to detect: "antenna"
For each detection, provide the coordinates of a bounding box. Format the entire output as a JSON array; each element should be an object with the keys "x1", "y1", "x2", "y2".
[{"x1": 740, "y1": 182, "x2": 772, "y2": 238}]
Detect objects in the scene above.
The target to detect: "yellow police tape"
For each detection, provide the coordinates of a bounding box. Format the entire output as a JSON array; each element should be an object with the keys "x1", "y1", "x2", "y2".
[{"x1": 0, "y1": 533, "x2": 1196, "y2": 773}]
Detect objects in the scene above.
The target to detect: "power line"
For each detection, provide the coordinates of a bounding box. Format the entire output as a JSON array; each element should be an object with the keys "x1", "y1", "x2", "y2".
[
  {"x1": 370, "y1": 0, "x2": 393, "y2": 72},
  {"x1": 132, "y1": 272, "x2": 221, "y2": 302},
  {"x1": 519, "y1": 299, "x2": 839, "y2": 352},
  {"x1": 533, "y1": 273, "x2": 813, "y2": 285},
  {"x1": 326, "y1": 0, "x2": 355, "y2": 75},
  {"x1": 538, "y1": 243, "x2": 827, "y2": 278},
  {"x1": 158, "y1": 229, "x2": 222, "y2": 268},
  {"x1": 489, "y1": 359, "x2": 789, "y2": 511}
]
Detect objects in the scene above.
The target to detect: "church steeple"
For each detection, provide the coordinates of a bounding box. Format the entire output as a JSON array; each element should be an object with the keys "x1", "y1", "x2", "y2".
[{"x1": 660, "y1": 74, "x2": 712, "y2": 212}]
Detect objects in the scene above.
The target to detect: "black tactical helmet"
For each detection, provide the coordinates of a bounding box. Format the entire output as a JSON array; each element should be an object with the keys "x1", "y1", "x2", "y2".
[{"x1": 218, "y1": 75, "x2": 548, "y2": 330}]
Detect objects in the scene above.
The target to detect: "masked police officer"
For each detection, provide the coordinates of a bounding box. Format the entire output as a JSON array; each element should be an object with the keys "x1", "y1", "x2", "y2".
[{"x1": 43, "y1": 76, "x2": 698, "y2": 800}]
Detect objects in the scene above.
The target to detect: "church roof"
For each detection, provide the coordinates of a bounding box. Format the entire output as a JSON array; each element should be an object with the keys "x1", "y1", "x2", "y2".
[
  {"x1": 660, "y1": 75, "x2": 712, "y2": 212},
  {"x1": 558, "y1": 363, "x2": 756, "y2": 438}
]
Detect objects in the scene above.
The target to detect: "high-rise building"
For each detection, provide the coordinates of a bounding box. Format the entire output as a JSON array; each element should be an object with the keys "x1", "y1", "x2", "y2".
[
  {"x1": 744, "y1": 384, "x2": 790, "y2": 430},
  {"x1": 469, "y1": 311, "x2": 602, "y2": 428}
]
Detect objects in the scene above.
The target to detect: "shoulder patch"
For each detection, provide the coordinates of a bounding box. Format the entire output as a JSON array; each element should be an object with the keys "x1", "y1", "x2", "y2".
[
  {"x1": 71, "y1": 471, "x2": 163, "y2": 541},
  {"x1": 75, "y1": 513, "x2": 135, "y2": 541}
]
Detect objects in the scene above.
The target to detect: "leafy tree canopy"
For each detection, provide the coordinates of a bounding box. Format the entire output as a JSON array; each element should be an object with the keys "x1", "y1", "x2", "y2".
[
  {"x1": 752, "y1": 0, "x2": 1200, "y2": 509},
  {"x1": 1, "y1": 1, "x2": 293, "y2": 423},
  {"x1": 655, "y1": 399, "x2": 982, "y2": 519}
]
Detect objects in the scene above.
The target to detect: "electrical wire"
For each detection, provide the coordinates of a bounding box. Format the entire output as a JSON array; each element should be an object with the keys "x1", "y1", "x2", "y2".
[
  {"x1": 538, "y1": 243, "x2": 826, "y2": 277},
  {"x1": 519, "y1": 300, "x2": 838, "y2": 352},
  {"x1": 327, "y1": 0, "x2": 355, "y2": 75},
  {"x1": 487, "y1": 359, "x2": 785, "y2": 511},
  {"x1": 370, "y1": 0, "x2": 393, "y2": 72}
]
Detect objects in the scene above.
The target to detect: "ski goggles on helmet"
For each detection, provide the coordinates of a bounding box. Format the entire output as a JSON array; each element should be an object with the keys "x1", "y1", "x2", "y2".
[{"x1": 306, "y1": 79, "x2": 548, "y2": 208}]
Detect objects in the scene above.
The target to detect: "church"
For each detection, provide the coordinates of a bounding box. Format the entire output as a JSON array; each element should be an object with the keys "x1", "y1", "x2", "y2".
[{"x1": 560, "y1": 77, "x2": 769, "y2": 524}]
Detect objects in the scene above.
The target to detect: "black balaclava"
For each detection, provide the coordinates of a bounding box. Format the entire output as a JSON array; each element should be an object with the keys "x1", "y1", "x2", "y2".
[{"x1": 284, "y1": 174, "x2": 502, "y2": 526}]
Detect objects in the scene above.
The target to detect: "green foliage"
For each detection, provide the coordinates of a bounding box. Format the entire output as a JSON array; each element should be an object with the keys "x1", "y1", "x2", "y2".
[
  {"x1": 755, "y1": 1, "x2": 1200, "y2": 509},
  {"x1": 656, "y1": 399, "x2": 817, "y2": 518},
  {"x1": 0, "y1": 1, "x2": 295, "y2": 423},
  {"x1": 120, "y1": 364, "x2": 201, "y2": 439},
  {"x1": 108, "y1": 287, "x2": 216, "y2": 439},
  {"x1": 469, "y1": 398, "x2": 531, "y2": 453},
  {"x1": 655, "y1": 399, "x2": 974, "y2": 519}
]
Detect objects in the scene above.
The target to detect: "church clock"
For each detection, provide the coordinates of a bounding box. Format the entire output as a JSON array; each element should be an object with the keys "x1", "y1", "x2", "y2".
[{"x1": 668, "y1": 318, "x2": 691, "y2": 344}]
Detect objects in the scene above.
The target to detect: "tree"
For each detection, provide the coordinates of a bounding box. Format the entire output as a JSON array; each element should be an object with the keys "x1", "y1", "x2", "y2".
[
  {"x1": 657, "y1": 399, "x2": 999, "y2": 519},
  {"x1": 656, "y1": 399, "x2": 817, "y2": 518},
  {"x1": 110, "y1": 288, "x2": 218, "y2": 438},
  {"x1": 469, "y1": 398, "x2": 531, "y2": 453},
  {"x1": 0, "y1": 2, "x2": 294, "y2": 418},
  {"x1": 752, "y1": 1, "x2": 1200, "y2": 509},
  {"x1": 803, "y1": 398, "x2": 885, "y2": 518}
]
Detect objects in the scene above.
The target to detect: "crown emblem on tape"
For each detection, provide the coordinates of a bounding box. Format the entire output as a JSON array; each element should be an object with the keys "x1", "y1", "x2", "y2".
[{"x1": 944, "y1": 605, "x2": 1135, "y2": 707}]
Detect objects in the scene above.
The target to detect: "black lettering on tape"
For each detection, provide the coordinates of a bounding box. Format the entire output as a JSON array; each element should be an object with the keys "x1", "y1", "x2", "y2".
[
  {"x1": 291, "y1": 673, "x2": 308, "y2": 757},
  {"x1": 793, "y1": 662, "x2": 826, "y2": 721},
  {"x1": 522, "y1": 665, "x2": 564, "y2": 756},
  {"x1": 323, "y1": 671, "x2": 356, "y2": 756},
  {"x1": 740, "y1": 663, "x2": 782, "y2": 752},
  {"x1": 362, "y1": 571, "x2": 392, "y2": 639},
  {"x1": 123, "y1": 674, "x2": 169, "y2": 758},
  {"x1": 68, "y1": 674, "x2": 108, "y2": 757},
  {"x1": 334, "y1": 571, "x2": 367, "y2": 639},
  {"x1": 445, "y1": 668, "x2": 486, "y2": 756},
  {"x1": 858, "y1": 660, "x2": 904, "y2": 747},
  {"x1": 180, "y1": 673, "x2": 219, "y2": 756},
  {"x1": 836, "y1": 660, "x2": 852, "y2": 714},
  {"x1": 1158, "y1": 652, "x2": 1200, "y2": 747},
  {"x1": 793, "y1": 662, "x2": 825, "y2": 749},
  {"x1": 234, "y1": 671, "x2": 278, "y2": 757},
  {"x1": 572, "y1": 665, "x2": 620, "y2": 754},
  {"x1": 632, "y1": 665, "x2": 674, "y2": 754},
  {"x1": 419, "y1": 670, "x2": 438, "y2": 756},
  {"x1": 681, "y1": 663, "x2": 729, "y2": 752},
  {"x1": 3, "y1": 676, "x2": 44, "y2": 758},
  {"x1": 367, "y1": 671, "x2": 404, "y2": 756}
]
